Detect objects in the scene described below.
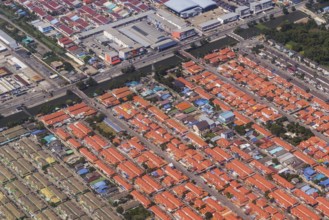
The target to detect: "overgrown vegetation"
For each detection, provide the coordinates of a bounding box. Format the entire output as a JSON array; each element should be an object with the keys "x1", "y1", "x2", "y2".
[
  {"x1": 306, "y1": 0, "x2": 329, "y2": 12},
  {"x1": 234, "y1": 11, "x2": 307, "y2": 39},
  {"x1": 0, "y1": 5, "x2": 66, "y2": 55},
  {"x1": 234, "y1": 122, "x2": 253, "y2": 136},
  {"x1": 263, "y1": 20, "x2": 329, "y2": 66},
  {"x1": 265, "y1": 118, "x2": 314, "y2": 146},
  {"x1": 123, "y1": 206, "x2": 151, "y2": 220}
]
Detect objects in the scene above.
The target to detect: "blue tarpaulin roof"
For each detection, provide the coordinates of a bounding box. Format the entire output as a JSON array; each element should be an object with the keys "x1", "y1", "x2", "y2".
[
  {"x1": 77, "y1": 168, "x2": 89, "y2": 176},
  {"x1": 163, "y1": 104, "x2": 171, "y2": 110},
  {"x1": 305, "y1": 188, "x2": 318, "y2": 195},
  {"x1": 301, "y1": 185, "x2": 311, "y2": 192},
  {"x1": 194, "y1": 99, "x2": 208, "y2": 106},
  {"x1": 161, "y1": 93, "x2": 171, "y2": 100},
  {"x1": 95, "y1": 187, "x2": 108, "y2": 194},
  {"x1": 319, "y1": 178, "x2": 329, "y2": 187},
  {"x1": 314, "y1": 173, "x2": 325, "y2": 181},
  {"x1": 303, "y1": 167, "x2": 316, "y2": 177},
  {"x1": 92, "y1": 181, "x2": 107, "y2": 189},
  {"x1": 31, "y1": 129, "x2": 46, "y2": 135}
]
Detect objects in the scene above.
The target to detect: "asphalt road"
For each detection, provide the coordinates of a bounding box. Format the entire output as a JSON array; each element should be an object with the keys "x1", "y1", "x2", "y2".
[
  {"x1": 72, "y1": 87, "x2": 251, "y2": 219},
  {"x1": 262, "y1": 45, "x2": 329, "y2": 93},
  {"x1": 183, "y1": 45, "x2": 329, "y2": 144},
  {"x1": 0, "y1": 5, "x2": 296, "y2": 117},
  {"x1": 238, "y1": 43, "x2": 329, "y2": 102}
]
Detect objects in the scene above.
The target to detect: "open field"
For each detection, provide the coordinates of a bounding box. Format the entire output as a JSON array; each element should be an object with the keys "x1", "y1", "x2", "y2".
[{"x1": 97, "y1": 122, "x2": 116, "y2": 135}]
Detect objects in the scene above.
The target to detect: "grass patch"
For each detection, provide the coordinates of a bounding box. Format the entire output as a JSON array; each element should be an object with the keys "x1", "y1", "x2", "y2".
[
  {"x1": 256, "y1": 23, "x2": 269, "y2": 30},
  {"x1": 96, "y1": 122, "x2": 116, "y2": 135},
  {"x1": 263, "y1": 18, "x2": 329, "y2": 65},
  {"x1": 0, "y1": 5, "x2": 66, "y2": 56}
]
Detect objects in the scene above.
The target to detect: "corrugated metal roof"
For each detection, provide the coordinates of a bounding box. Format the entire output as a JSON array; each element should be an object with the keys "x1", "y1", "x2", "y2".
[{"x1": 165, "y1": 0, "x2": 198, "y2": 13}]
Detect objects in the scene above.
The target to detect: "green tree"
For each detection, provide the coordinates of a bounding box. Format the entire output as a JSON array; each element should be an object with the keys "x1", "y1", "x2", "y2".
[
  {"x1": 66, "y1": 89, "x2": 73, "y2": 96},
  {"x1": 83, "y1": 55, "x2": 92, "y2": 63},
  {"x1": 272, "y1": 158, "x2": 279, "y2": 164},
  {"x1": 205, "y1": 212, "x2": 213, "y2": 220},
  {"x1": 63, "y1": 62, "x2": 74, "y2": 72},
  {"x1": 127, "y1": 94, "x2": 134, "y2": 101},
  {"x1": 66, "y1": 99, "x2": 73, "y2": 106},
  {"x1": 282, "y1": 7, "x2": 289, "y2": 15},
  {"x1": 86, "y1": 77, "x2": 98, "y2": 87},
  {"x1": 76, "y1": 81, "x2": 86, "y2": 90},
  {"x1": 116, "y1": 206, "x2": 124, "y2": 214}
]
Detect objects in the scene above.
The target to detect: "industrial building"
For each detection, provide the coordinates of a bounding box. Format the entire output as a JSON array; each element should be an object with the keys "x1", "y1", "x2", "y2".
[
  {"x1": 148, "y1": 9, "x2": 197, "y2": 41},
  {"x1": 165, "y1": 0, "x2": 217, "y2": 18},
  {"x1": 250, "y1": 0, "x2": 274, "y2": 13},
  {"x1": 235, "y1": 6, "x2": 251, "y2": 18},
  {"x1": 104, "y1": 51, "x2": 121, "y2": 65},
  {"x1": 171, "y1": 27, "x2": 197, "y2": 41},
  {"x1": 218, "y1": 13, "x2": 239, "y2": 24},
  {"x1": 198, "y1": 19, "x2": 222, "y2": 32},
  {"x1": 117, "y1": 21, "x2": 177, "y2": 50}
]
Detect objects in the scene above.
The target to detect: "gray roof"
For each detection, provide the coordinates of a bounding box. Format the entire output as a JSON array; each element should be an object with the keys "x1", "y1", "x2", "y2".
[
  {"x1": 0, "y1": 30, "x2": 16, "y2": 46},
  {"x1": 191, "y1": 0, "x2": 217, "y2": 9},
  {"x1": 199, "y1": 19, "x2": 221, "y2": 28},
  {"x1": 218, "y1": 12, "x2": 239, "y2": 20},
  {"x1": 118, "y1": 21, "x2": 169, "y2": 48},
  {"x1": 259, "y1": 0, "x2": 273, "y2": 3},
  {"x1": 165, "y1": 0, "x2": 198, "y2": 13},
  {"x1": 235, "y1": 5, "x2": 250, "y2": 11},
  {"x1": 76, "y1": 10, "x2": 154, "y2": 39},
  {"x1": 155, "y1": 9, "x2": 187, "y2": 29}
]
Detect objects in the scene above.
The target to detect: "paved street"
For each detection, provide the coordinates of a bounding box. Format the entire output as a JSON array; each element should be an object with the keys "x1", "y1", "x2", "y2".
[
  {"x1": 72, "y1": 87, "x2": 250, "y2": 219},
  {"x1": 182, "y1": 45, "x2": 329, "y2": 145}
]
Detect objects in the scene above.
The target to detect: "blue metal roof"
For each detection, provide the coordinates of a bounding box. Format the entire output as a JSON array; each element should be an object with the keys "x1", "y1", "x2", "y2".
[
  {"x1": 303, "y1": 167, "x2": 316, "y2": 177},
  {"x1": 219, "y1": 111, "x2": 235, "y2": 119},
  {"x1": 319, "y1": 178, "x2": 329, "y2": 187}
]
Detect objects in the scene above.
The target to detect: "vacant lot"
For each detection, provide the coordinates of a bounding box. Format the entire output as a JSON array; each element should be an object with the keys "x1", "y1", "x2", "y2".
[
  {"x1": 263, "y1": 11, "x2": 308, "y2": 29},
  {"x1": 234, "y1": 26, "x2": 261, "y2": 39},
  {"x1": 0, "y1": 112, "x2": 30, "y2": 128},
  {"x1": 187, "y1": 36, "x2": 238, "y2": 58},
  {"x1": 96, "y1": 122, "x2": 116, "y2": 135},
  {"x1": 234, "y1": 11, "x2": 308, "y2": 39},
  {"x1": 83, "y1": 55, "x2": 185, "y2": 97}
]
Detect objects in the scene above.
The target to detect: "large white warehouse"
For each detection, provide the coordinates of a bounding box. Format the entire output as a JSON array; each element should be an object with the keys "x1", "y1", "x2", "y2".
[{"x1": 165, "y1": 0, "x2": 217, "y2": 18}]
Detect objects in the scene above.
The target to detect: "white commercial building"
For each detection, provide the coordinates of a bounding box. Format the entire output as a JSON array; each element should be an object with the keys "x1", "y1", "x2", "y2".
[
  {"x1": 250, "y1": 0, "x2": 274, "y2": 13},
  {"x1": 164, "y1": 0, "x2": 217, "y2": 18},
  {"x1": 235, "y1": 6, "x2": 251, "y2": 18},
  {"x1": 0, "y1": 30, "x2": 19, "y2": 49},
  {"x1": 218, "y1": 12, "x2": 239, "y2": 24}
]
